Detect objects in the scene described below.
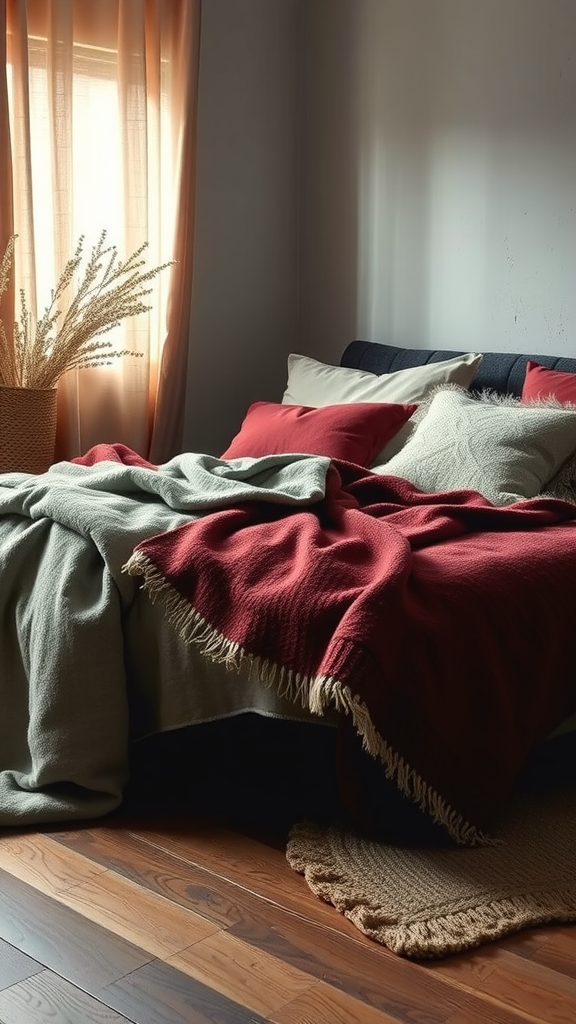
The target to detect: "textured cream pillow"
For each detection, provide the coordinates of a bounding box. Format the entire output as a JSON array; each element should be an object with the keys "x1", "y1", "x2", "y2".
[
  {"x1": 381, "y1": 388, "x2": 576, "y2": 506},
  {"x1": 282, "y1": 352, "x2": 483, "y2": 407},
  {"x1": 543, "y1": 448, "x2": 576, "y2": 504}
]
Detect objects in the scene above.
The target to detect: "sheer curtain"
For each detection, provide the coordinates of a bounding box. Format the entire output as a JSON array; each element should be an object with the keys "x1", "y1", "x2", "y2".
[{"x1": 0, "y1": 0, "x2": 200, "y2": 462}]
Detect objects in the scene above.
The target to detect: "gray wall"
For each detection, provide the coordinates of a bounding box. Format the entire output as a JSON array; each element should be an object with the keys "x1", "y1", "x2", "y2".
[
  {"x1": 184, "y1": 0, "x2": 300, "y2": 455},
  {"x1": 184, "y1": 0, "x2": 576, "y2": 452},
  {"x1": 300, "y1": 0, "x2": 576, "y2": 362}
]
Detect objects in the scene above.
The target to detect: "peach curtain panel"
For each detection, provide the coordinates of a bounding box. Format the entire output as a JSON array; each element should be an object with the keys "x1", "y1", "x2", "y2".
[{"x1": 0, "y1": 0, "x2": 200, "y2": 462}]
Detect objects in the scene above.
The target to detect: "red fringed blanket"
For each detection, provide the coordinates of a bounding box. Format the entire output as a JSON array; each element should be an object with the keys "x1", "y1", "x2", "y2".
[{"x1": 123, "y1": 455, "x2": 576, "y2": 844}]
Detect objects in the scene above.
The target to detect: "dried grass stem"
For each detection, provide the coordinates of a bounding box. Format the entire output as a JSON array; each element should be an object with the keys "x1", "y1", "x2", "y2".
[{"x1": 0, "y1": 231, "x2": 172, "y2": 388}]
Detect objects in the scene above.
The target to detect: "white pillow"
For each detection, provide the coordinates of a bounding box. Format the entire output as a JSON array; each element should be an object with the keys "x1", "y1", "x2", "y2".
[
  {"x1": 381, "y1": 387, "x2": 576, "y2": 506},
  {"x1": 282, "y1": 351, "x2": 483, "y2": 407}
]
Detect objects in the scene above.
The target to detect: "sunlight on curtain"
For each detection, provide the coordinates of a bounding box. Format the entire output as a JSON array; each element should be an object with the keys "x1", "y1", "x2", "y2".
[{"x1": 1, "y1": 0, "x2": 200, "y2": 461}]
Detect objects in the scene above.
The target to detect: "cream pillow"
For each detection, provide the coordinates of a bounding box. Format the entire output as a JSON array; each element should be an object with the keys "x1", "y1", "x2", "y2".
[
  {"x1": 381, "y1": 387, "x2": 576, "y2": 506},
  {"x1": 282, "y1": 351, "x2": 483, "y2": 407},
  {"x1": 543, "y1": 447, "x2": 576, "y2": 504}
]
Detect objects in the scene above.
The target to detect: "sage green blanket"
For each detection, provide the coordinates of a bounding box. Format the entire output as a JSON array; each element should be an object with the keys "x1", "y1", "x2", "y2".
[{"x1": 0, "y1": 452, "x2": 329, "y2": 825}]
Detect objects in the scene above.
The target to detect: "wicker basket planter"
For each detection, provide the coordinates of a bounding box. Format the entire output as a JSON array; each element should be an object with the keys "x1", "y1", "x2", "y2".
[{"x1": 0, "y1": 385, "x2": 58, "y2": 475}]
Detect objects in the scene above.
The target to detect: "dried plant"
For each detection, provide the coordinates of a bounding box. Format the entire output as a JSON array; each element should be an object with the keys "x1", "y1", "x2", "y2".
[{"x1": 0, "y1": 231, "x2": 173, "y2": 389}]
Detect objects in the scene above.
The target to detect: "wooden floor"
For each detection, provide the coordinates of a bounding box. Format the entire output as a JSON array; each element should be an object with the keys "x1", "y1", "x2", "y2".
[{"x1": 0, "y1": 722, "x2": 575, "y2": 1024}]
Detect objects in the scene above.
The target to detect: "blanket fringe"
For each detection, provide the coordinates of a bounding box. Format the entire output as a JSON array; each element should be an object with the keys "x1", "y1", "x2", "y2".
[{"x1": 124, "y1": 550, "x2": 491, "y2": 846}]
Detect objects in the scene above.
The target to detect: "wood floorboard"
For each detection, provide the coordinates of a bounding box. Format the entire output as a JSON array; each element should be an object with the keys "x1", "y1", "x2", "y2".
[
  {"x1": 425, "y1": 946, "x2": 576, "y2": 1024},
  {"x1": 0, "y1": 937, "x2": 43, "y2": 991},
  {"x1": 101, "y1": 958, "x2": 271, "y2": 1024},
  {"x1": 443, "y1": 1003, "x2": 542, "y2": 1024},
  {"x1": 44, "y1": 863, "x2": 221, "y2": 958},
  {"x1": 0, "y1": 865, "x2": 153, "y2": 990},
  {"x1": 49, "y1": 819, "x2": 360, "y2": 933},
  {"x1": 1, "y1": 794, "x2": 576, "y2": 1024},
  {"x1": 0, "y1": 831, "x2": 107, "y2": 893},
  {"x1": 268, "y1": 981, "x2": 407, "y2": 1024},
  {"x1": 46, "y1": 823, "x2": 466, "y2": 1022},
  {"x1": 129, "y1": 820, "x2": 352, "y2": 930},
  {"x1": 527, "y1": 929, "x2": 576, "y2": 979},
  {"x1": 0, "y1": 969, "x2": 132, "y2": 1024},
  {"x1": 166, "y1": 931, "x2": 315, "y2": 1017}
]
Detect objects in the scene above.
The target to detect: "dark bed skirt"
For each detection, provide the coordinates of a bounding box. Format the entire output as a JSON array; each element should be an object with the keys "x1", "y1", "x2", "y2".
[{"x1": 123, "y1": 714, "x2": 576, "y2": 847}]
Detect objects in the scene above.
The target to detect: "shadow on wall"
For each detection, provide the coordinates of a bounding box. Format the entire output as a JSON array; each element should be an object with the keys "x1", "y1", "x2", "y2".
[
  {"x1": 298, "y1": 0, "x2": 362, "y2": 365},
  {"x1": 182, "y1": 0, "x2": 300, "y2": 457}
]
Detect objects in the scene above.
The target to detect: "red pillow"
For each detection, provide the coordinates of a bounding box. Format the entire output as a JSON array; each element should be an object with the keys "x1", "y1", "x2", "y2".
[
  {"x1": 521, "y1": 361, "x2": 576, "y2": 405},
  {"x1": 221, "y1": 400, "x2": 417, "y2": 467}
]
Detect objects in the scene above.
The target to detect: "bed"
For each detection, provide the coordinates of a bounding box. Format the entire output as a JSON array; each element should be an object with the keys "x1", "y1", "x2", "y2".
[{"x1": 1, "y1": 339, "x2": 576, "y2": 843}]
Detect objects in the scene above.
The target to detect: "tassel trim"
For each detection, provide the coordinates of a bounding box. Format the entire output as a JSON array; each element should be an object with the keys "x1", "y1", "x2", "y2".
[{"x1": 124, "y1": 550, "x2": 492, "y2": 846}]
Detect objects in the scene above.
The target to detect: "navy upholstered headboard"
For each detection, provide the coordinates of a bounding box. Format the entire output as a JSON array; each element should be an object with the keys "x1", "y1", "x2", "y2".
[{"x1": 341, "y1": 341, "x2": 576, "y2": 398}]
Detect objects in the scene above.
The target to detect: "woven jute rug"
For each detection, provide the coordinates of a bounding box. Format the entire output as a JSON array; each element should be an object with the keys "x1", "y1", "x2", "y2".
[{"x1": 286, "y1": 782, "x2": 576, "y2": 959}]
